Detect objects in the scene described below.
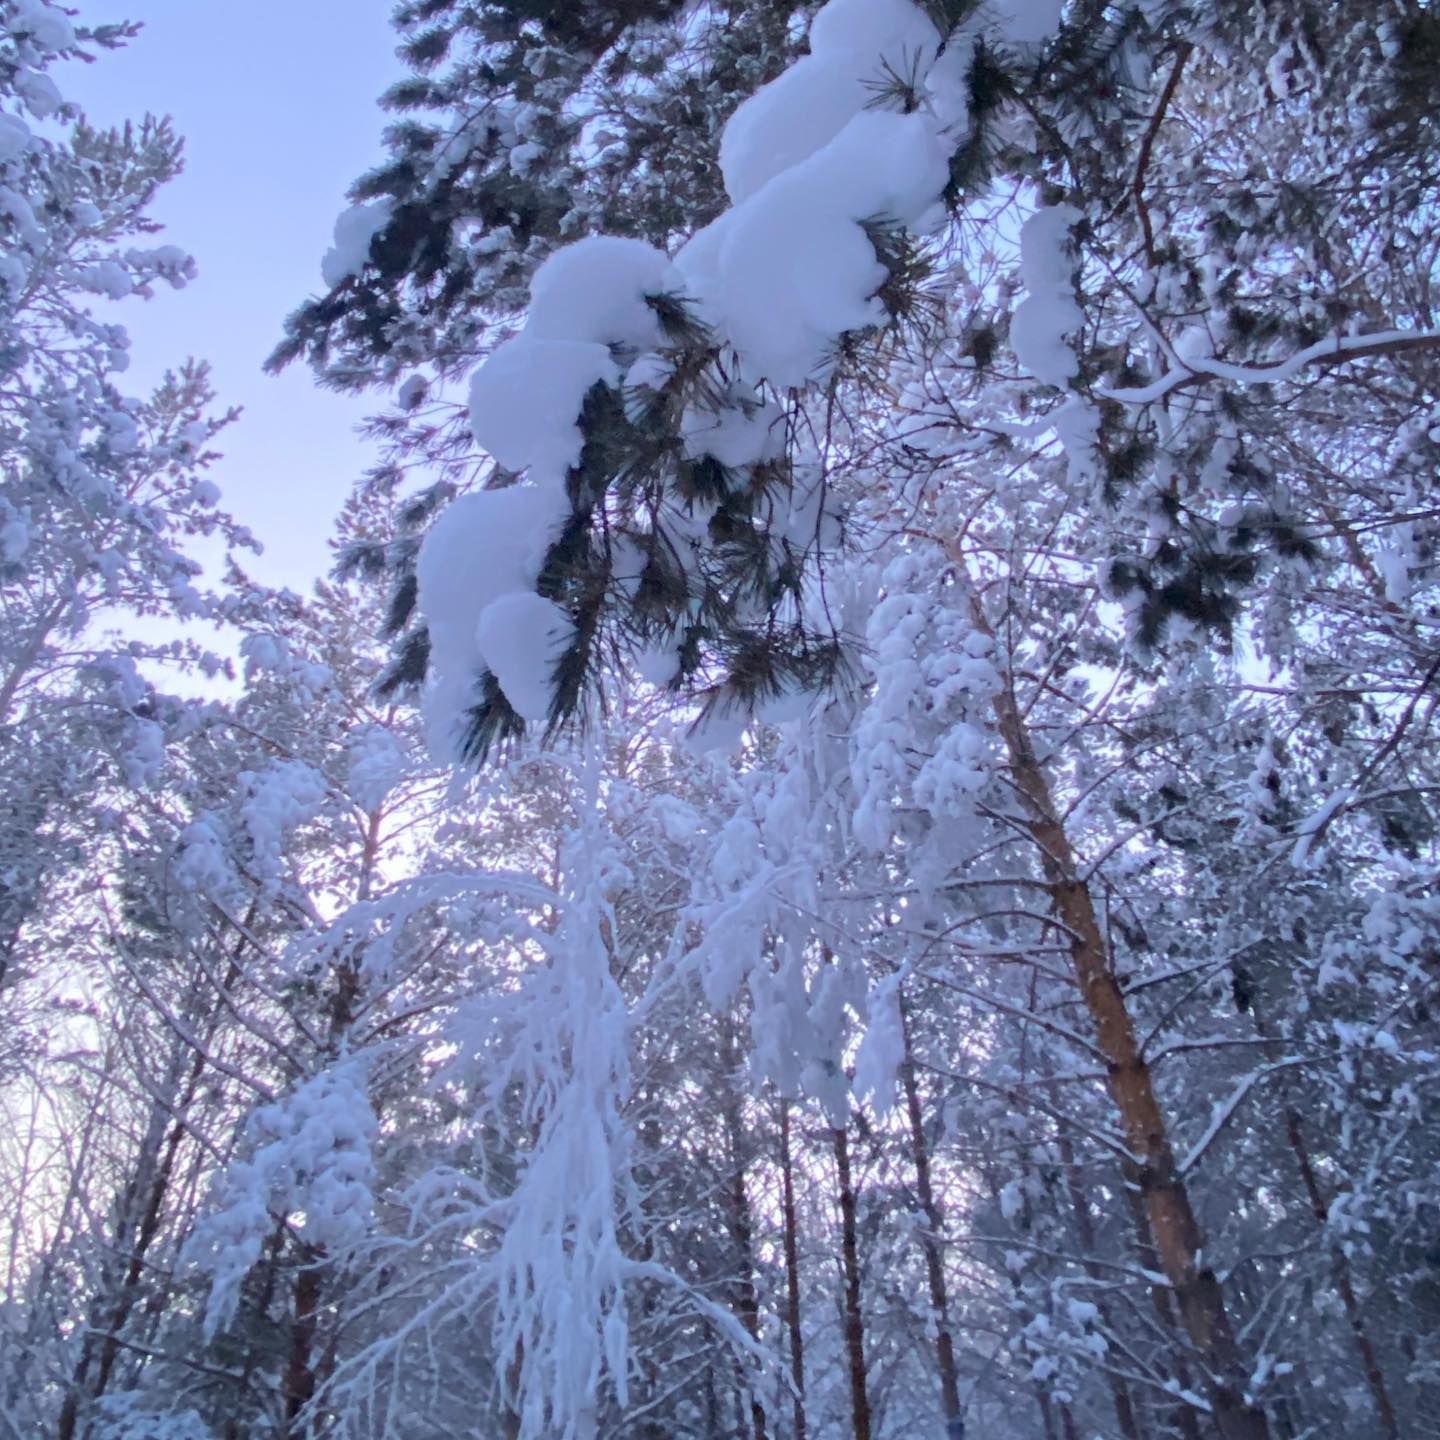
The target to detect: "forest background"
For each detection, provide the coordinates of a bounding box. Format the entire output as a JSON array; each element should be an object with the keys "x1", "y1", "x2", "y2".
[{"x1": 1, "y1": 3, "x2": 1438, "y2": 1440}]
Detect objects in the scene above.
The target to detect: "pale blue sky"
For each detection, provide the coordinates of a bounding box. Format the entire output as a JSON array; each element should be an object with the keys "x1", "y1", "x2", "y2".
[{"x1": 60, "y1": 1, "x2": 401, "y2": 588}]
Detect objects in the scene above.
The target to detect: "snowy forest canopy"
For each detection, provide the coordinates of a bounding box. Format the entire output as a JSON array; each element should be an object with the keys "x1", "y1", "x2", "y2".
[{"x1": 2, "y1": 1, "x2": 1439, "y2": 1438}]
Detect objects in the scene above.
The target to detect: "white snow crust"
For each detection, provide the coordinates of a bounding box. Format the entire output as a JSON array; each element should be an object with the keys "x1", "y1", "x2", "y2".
[
  {"x1": 527, "y1": 235, "x2": 682, "y2": 350},
  {"x1": 476, "y1": 590, "x2": 576, "y2": 722},
  {"x1": 321, "y1": 200, "x2": 391, "y2": 288},
  {"x1": 1011, "y1": 204, "x2": 1083, "y2": 386},
  {"x1": 8, "y1": 0, "x2": 75, "y2": 51},
  {"x1": 415, "y1": 481, "x2": 571, "y2": 751},
  {"x1": 468, "y1": 336, "x2": 618, "y2": 477}
]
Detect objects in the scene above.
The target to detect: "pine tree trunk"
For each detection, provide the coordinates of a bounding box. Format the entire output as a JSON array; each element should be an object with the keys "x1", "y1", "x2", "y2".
[
  {"x1": 1035, "y1": 1389, "x2": 1061, "y2": 1440},
  {"x1": 221, "y1": 1223, "x2": 284, "y2": 1438},
  {"x1": 703, "y1": 1360, "x2": 721, "y2": 1439},
  {"x1": 1049, "y1": 1124, "x2": 1142, "y2": 1440},
  {"x1": 832, "y1": 1123, "x2": 872, "y2": 1440},
  {"x1": 1118, "y1": 1162, "x2": 1205, "y2": 1440},
  {"x1": 89, "y1": 1021, "x2": 225, "y2": 1403},
  {"x1": 283, "y1": 930, "x2": 373, "y2": 1436},
  {"x1": 1283, "y1": 1107, "x2": 1399, "y2": 1437},
  {"x1": 721, "y1": 1077, "x2": 768, "y2": 1440},
  {"x1": 779, "y1": 1100, "x2": 808, "y2": 1440},
  {"x1": 977, "y1": 596, "x2": 1269, "y2": 1440},
  {"x1": 1058, "y1": 1401, "x2": 1080, "y2": 1440},
  {"x1": 1241, "y1": 995, "x2": 1398, "y2": 1437},
  {"x1": 57, "y1": 935, "x2": 252, "y2": 1440},
  {"x1": 898, "y1": 1002, "x2": 962, "y2": 1428},
  {"x1": 285, "y1": 1249, "x2": 323, "y2": 1436}
]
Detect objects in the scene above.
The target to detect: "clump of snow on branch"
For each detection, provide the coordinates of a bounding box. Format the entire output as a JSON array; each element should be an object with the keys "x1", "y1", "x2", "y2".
[
  {"x1": 416, "y1": 0, "x2": 985, "y2": 750},
  {"x1": 1010, "y1": 204, "x2": 1083, "y2": 387},
  {"x1": 239, "y1": 631, "x2": 333, "y2": 693},
  {"x1": 346, "y1": 723, "x2": 407, "y2": 812},
  {"x1": 678, "y1": 0, "x2": 966, "y2": 385},
  {"x1": 416, "y1": 234, "x2": 691, "y2": 738},
  {"x1": 526, "y1": 235, "x2": 682, "y2": 350},
  {"x1": 14, "y1": 63, "x2": 59, "y2": 117},
  {"x1": 327, "y1": 802, "x2": 652, "y2": 1440},
  {"x1": 321, "y1": 199, "x2": 391, "y2": 288},
  {"x1": 414, "y1": 481, "x2": 570, "y2": 753},
  {"x1": 681, "y1": 383, "x2": 785, "y2": 468},
  {"x1": 7, "y1": 0, "x2": 75, "y2": 53},
  {"x1": 481, "y1": 818, "x2": 637, "y2": 1440},
  {"x1": 852, "y1": 971, "x2": 907, "y2": 1114},
  {"x1": 851, "y1": 549, "x2": 998, "y2": 851},
  {"x1": 238, "y1": 758, "x2": 328, "y2": 887},
  {"x1": 171, "y1": 814, "x2": 237, "y2": 901},
  {"x1": 475, "y1": 590, "x2": 576, "y2": 723},
  {"x1": 702, "y1": 109, "x2": 949, "y2": 386},
  {"x1": 192, "y1": 1060, "x2": 377, "y2": 1340},
  {"x1": 468, "y1": 335, "x2": 619, "y2": 476},
  {"x1": 719, "y1": 0, "x2": 942, "y2": 204},
  {"x1": 0, "y1": 109, "x2": 30, "y2": 161}
]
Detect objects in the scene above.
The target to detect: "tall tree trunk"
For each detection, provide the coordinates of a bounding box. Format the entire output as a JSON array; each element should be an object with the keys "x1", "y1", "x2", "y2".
[
  {"x1": 832, "y1": 1123, "x2": 872, "y2": 1440},
  {"x1": 1243, "y1": 994, "x2": 1398, "y2": 1437},
  {"x1": 898, "y1": 1002, "x2": 962, "y2": 1429},
  {"x1": 57, "y1": 940, "x2": 253, "y2": 1440},
  {"x1": 779, "y1": 1100, "x2": 808, "y2": 1440},
  {"x1": 1035, "y1": 1389, "x2": 1061, "y2": 1440},
  {"x1": 284, "y1": 924, "x2": 372, "y2": 1436},
  {"x1": 88, "y1": 1031, "x2": 222, "y2": 1404},
  {"x1": 721, "y1": 1070, "x2": 767, "y2": 1440},
  {"x1": 1118, "y1": 1162, "x2": 1205, "y2": 1440},
  {"x1": 1057, "y1": 1401, "x2": 1080, "y2": 1440},
  {"x1": 1283, "y1": 1107, "x2": 1398, "y2": 1437},
  {"x1": 975, "y1": 593, "x2": 1269, "y2": 1440},
  {"x1": 501, "y1": 1340, "x2": 525, "y2": 1440},
  {"x1": 1049, "y1": 1126, "x2": 1142, "y2": 1440},
  {"x1": 285, "y1": 1248, "x2": 323, "y2": 1436},
  {"x1": 224, "y1": 1221, "x2": 288, "y2": 1440},
  {"x1": 9, "y1": 1089, "x2": 102, "y2": 1416}
]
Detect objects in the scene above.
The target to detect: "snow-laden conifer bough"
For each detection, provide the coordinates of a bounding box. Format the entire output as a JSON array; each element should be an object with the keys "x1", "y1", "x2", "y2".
[{"x1": 408, "y1": 0, "x2": 1072, "y2": 768}]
